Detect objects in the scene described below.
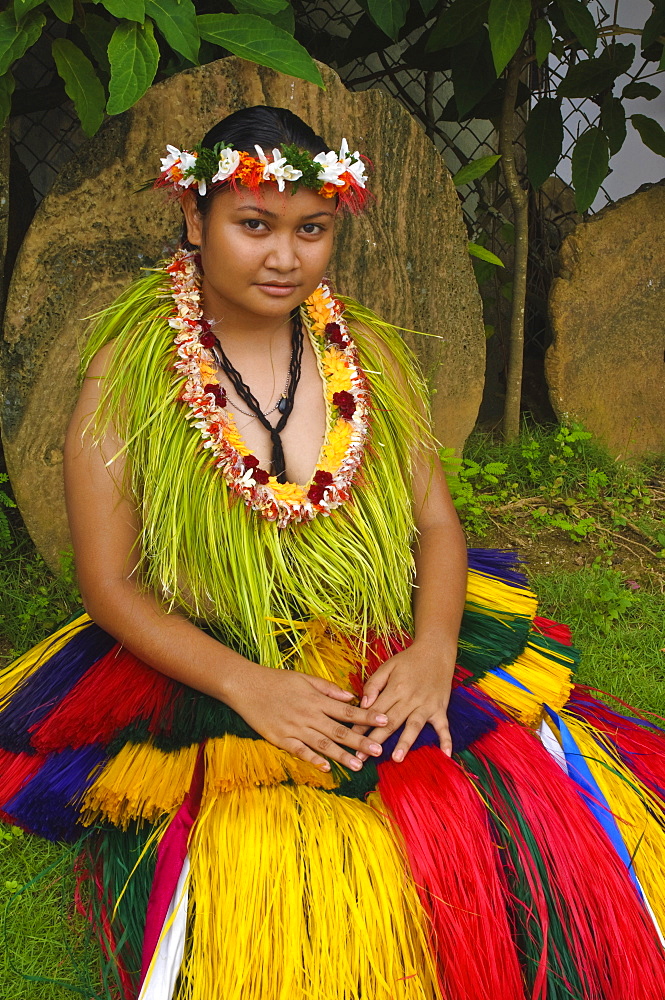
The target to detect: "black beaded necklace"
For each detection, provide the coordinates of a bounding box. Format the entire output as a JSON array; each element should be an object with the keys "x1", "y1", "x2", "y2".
[{"x1": 210, "y1": 313, "x2": 304, "y2": 484}]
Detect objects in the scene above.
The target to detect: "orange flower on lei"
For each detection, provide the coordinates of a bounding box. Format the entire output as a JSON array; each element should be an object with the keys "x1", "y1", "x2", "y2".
[
  {"x1": 269, "y1": 479, "x2": 307, "y2": 504},
  {"x1": 305, "y1": 286, "x2": 334, "y2": 333},
  {"x1": 319, "y1": 419, "x2": 353, "y2": 472},
  {"x1": 323, "y1": 349, "x2": 353, "y2": 397}
]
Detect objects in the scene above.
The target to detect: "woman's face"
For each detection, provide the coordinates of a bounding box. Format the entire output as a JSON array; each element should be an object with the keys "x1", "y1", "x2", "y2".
[{"x1": 182, "y1": 183, "x2": 336, "y2": 324}]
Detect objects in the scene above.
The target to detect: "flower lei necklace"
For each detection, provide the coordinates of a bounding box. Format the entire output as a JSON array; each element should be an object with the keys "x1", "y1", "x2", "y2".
[{"x1": 167, "y1": 250, "x2": 370, "y2": 528}]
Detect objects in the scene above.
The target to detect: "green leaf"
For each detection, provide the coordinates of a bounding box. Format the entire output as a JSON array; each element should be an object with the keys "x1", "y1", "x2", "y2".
[
  {"x1": 145, "y1": 0, "x2": 199, "y2": 64},
  {"x1": 622, "y1": 81, "x2": 660, "y2": 101},
  {"x1": 82, "y1": 12, "x2": 114, "y2": 75},
  {"x1": 571, "y1": 126, "x2": 609, "y2": 212},
  {"x1": 487, "y1": 0, "x2": 530, "y2": 75},
  {"x1": 99, "y1": 0, "x2": 145, "y2": 24},
  {"x1": 52, "y1": 37, "x2": 105, "y2": 135},
  {"x1": 231, "y1": 1, "x2": 294, "y2": 33},
  {"x1": 0, "y1": 9, "x2": 45, "y2": 77},
  {"x1": 0, "y1": 71, "x2": 15, "y2": 129},
  {"x1": 418, "y1": 0, "x2": 439, "y2": 12},
  {"x1": 107, "y1": 18, "x2": 159, "y2": 114},
  {"x1": 600, "y1": 94, "x2": 626, "y2": 155},
  {"x1": 642, "y1": 6, "x2": 665, "y2": 49},
  {"x1": 453, "y1": 153, "x2": 501, "y2": 186},
  {"x1": 197, "y1": 13, "x2": 323, "y2": 87},
  {"x1": 13, "y1": 0, "x2": 43, "y2": 17},
  {"x1": 525, "y1": 96, "x2": 563, "y2": 188},
  {"x1": 534, "y1": 17, "x2": 552, "y2": 66},
  {"x1": 426, "y1": 0, "x2": 489, "y2": 51},
  {"x1": 230, "y1": 0, "x2": 288, "y2": 11},
  {"x1": 451, "y1": 26, "x2": 497, "y2": 117},
  {"x1": 48, "y1": 0, "x2": 73, "y2": 22},
  {"x1": 468, "y1": 241, "x2": 504, "y2": 266},
  {"x1": 366, "y1": 0, "x2": 408, "y2": 40},
  {"x1": 557, "y1": 43, "x2": 636, "y2": 98},
  {"x1": 631, "y1": 113, "x2": 665, "y2": 156},
  {"x1": 266, "y1": 5, "x2": 294, "y2": 33},
  {"x1": 557, "y1": 0, "x2": 597, "y2": 54}
]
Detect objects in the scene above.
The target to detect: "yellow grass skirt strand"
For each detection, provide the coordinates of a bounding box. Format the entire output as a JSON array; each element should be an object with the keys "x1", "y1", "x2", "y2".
[
  {"x1": 465, "y1": 570, "x2": 537, "y2": 622},
  {"x1": 477, "y1": 633, "x2": 576, "y2": 727},
  {"x1": 81, "y1": 742, "x2": 199, "y2": 829},
  {"x1": 0, "y1": 613, "x2": 92, "y2": 705},
  {"x1": 178, "y1": 783, "x2": 441, "y2": 1000},
  {"x1": 561, "y1": 712, "x2": 665, "y2": 929},
  {"x1": 205, "y1": 735, "x2": 340, "y2": 793}
]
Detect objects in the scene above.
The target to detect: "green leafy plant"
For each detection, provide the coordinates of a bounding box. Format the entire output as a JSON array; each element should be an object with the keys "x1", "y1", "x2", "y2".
[
  {"x1": 0, "y1": 0, "x2": 321, "y2": 135},
  {"x1": 0, "y1": 474, "x2": 17, "y2": 552},
  {"x1": 442, "y1": 423, "x2": 665, "y2": 569}
]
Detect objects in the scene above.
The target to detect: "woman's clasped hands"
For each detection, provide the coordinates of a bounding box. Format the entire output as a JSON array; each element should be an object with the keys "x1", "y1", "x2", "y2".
[{"x1": 230, "y1": 638, "x2": 454, "y2": 773}]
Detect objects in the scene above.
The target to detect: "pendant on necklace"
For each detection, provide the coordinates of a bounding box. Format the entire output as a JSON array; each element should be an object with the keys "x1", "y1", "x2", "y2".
[{"x1": 277, "y1": 395, "x2": 289, "y2": 414}]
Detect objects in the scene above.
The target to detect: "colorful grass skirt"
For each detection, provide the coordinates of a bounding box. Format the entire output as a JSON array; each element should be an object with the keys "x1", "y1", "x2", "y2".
[{"x1": 1, "y1": 549, "x2": 664, "y2": 999}]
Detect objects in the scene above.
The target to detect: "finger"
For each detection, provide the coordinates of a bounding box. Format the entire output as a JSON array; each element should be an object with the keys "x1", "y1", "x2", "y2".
[
  {"x1": 325, "y1": 699, "x2": 389, "y2": 730},
  {"x1": 361, "y1": 668, "x2": 392, "y2": 709},
  {"x1": 283, "y1": 738, "x2": 332, "y2": 773},
  {"x1": 431, "y1": 712, "x2": 453, "y2": 758},
  {"x1": 323, "y1": 722, "x2": 384, "y2": 760},
  {"x1": 390, "y1": 714, "x2": 427, "y2": 762},
  {"x1": 303, "y1": 729, "x2": 366, "y2": 772},
  {"x1": 307, "y1": 676, "x2": 356, "y2": 701}
]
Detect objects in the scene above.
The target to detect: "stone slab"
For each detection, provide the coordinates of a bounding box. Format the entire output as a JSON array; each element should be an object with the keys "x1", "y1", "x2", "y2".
[{"x1": 546, "y1": 180, "x2": 665, "y2": 460}]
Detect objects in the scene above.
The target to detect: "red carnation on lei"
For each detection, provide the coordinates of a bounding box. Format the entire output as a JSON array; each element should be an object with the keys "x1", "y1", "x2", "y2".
[
  {"x1": 307, "y1": 470, "x2": 334, "y2": 504},
  {"x1": 200, "y1": 331, "x2": 216, "y2": 348},
  {"x1": 253, "y1": 468, "x2": 270, "y2": 485},
  {"x1": 204, "y1": 383, "x2": 226, "y2": 407},
  {"x1": 325, "y1": 323, "x2": 347, "y2": 347},
  {"x1": 332, "y1": 390, "x2": 356, "y2": 419},
  {"x1": 243, "y1": 455, "x2": 260, "y2": 470}
]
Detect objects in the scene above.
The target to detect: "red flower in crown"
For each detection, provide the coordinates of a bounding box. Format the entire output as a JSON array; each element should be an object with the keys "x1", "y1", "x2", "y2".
[{"x1": 333, "y1": 390, "x2": 356, "y2": 419}]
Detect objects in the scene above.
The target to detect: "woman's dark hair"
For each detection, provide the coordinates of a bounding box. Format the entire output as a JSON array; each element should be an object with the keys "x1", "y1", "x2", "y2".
[{"x1": 181, "y1": 106, "x2": 330, "y2": 246}]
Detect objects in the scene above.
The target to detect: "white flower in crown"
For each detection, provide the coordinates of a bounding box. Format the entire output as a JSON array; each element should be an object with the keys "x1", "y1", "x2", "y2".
[
  {"x1": 255, "y1": 145, "x2": 303, "y2": 192},
  {"x1": 312, "y1": 149, "x2": 347, "y2": 186},
  {"x1": 161, "y1": 147, "x2": 197, "y2": 185},
  {"x1": 338, "y1": 138, "x2": 367, "y2": 188},
  {"x1": 212, "y1": 147, "x2": 241, "y2": 184}
]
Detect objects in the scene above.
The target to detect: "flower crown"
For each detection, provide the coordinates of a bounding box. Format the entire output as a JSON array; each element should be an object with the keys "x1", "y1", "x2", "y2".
[{"x1": 154, "y1": 139, "x2": 370, "y2": 212}]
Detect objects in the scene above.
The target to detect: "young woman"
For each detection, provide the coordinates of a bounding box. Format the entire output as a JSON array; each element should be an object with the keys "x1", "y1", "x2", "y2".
[{"x1": 1, "y1": 105, "x2": 664, "y2": 1000}]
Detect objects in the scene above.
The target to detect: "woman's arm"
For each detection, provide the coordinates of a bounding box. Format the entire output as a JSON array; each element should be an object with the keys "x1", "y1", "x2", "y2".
[
  {"x1": 64, "y1": 345, "x2": 388, "y2": 772},
  {"x1": 357, "y1": 450, "x2": 467, "y2": 761}
]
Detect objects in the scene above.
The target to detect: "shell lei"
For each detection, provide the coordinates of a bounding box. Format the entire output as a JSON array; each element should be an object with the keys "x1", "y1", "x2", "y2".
[{"x1": 167, "y1": 250, "x2": 370, "y2": 529}]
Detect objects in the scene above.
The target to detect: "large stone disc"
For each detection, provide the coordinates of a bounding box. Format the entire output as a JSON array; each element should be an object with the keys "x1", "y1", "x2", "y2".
[
  {"x1": 546, "y1": 181, "x2": 665, "y2": 460},
  {"x1": 0, "y1": 57, "x2": 485, "y2": 570}
]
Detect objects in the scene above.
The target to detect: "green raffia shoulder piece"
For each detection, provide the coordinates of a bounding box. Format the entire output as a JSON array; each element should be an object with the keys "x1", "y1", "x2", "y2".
[{"x1": 82, "y1": 266, "x2": 437, "y2": 668}]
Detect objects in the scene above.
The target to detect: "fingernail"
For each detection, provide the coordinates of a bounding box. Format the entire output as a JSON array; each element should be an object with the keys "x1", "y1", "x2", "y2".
[
  {"x1": 445, "y1": 747, "x2": 453, "y2": 757},
  {"x1": 369, "y1": 743, "x2": 382, "y2": 755},
  {"x1": 349, "y1": 759, "x2": 362, "y2": 771},
  {"x1": 356, "y1": 752, "x2": 368, "y2": 762},
  {"x1": 360, "y1": 696, "x2": 368, "y2": 708},
  {"x1": 393, "y1": 749, "x2": 404, "y2": 762},
  {"x1": 321, "y1": 762, "x2": 330, "y2": 771},
  {"x1": 375, "y1": 714, "x2": 388, "y2": 725}
]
